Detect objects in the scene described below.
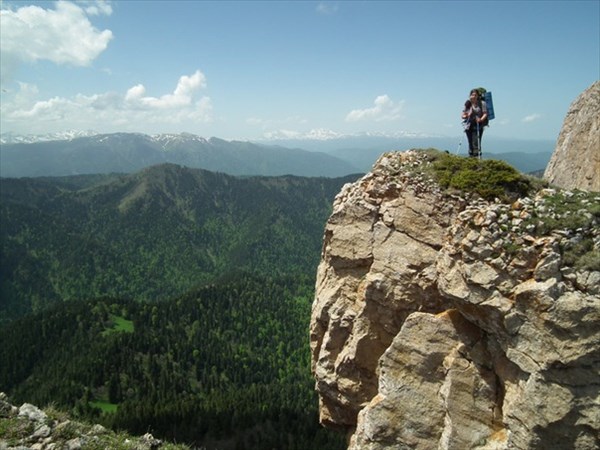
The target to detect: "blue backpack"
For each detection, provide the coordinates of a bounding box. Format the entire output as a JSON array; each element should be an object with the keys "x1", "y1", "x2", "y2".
[{"x1": 475, "y1": 87, "x2": 495, "y2": 126}]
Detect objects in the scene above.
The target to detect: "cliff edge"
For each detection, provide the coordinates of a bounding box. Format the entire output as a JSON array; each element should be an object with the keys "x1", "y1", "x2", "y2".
[{"x1": 310, "y1": 150, "x2": 599, "y2": 449}]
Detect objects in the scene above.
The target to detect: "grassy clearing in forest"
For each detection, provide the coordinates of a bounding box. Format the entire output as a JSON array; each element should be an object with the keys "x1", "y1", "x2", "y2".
[{"x1": 101, "y1": 315, "x2": 134, "y2": 337}]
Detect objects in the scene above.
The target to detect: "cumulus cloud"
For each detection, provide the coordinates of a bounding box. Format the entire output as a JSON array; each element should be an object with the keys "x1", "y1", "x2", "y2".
[
  {"x1": 125, "y1": 71, "x2": 208, "y2": 109},
  {"x1": 1, "y1": 71, "x2": 213, "y2": 133},
  {"x1": 522, "y1": 113, "x2": 542, "y2": 123},
  {"x1": 345, "y1": 95, "x2": 404, "y2": 122},
  {"x1": 0, "y1": 0, "x2": 113, "y2": 81}
]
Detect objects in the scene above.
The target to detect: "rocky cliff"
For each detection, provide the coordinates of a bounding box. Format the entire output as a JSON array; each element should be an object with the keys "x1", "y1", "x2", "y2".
[
  {"x1": 310, "y1": 150, "x2": 600, "y2": 449},
  {"x1": 544, "y1": 80, "x2": 600, "y2": 192}
]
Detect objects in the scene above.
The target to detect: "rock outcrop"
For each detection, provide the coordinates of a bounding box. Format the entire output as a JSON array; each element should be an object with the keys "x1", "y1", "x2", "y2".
[
  {"x1": 311, "y1": 150, "x2": 600, "y2": 449},
  {"x1": 544, "y1": 80, "x2": 600, "y2": 192},
  {"x1": 0, "y1": 392, "x2": 169, "y2": 450}
]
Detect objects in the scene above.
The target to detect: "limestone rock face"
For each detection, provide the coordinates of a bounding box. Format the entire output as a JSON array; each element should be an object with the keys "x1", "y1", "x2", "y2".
[
  {"x1": 310, "y1": 150, "x2": 600, "y2": 449},
  {"x1": 544, "y1": 80, "x2": 600, "y2": 192}
]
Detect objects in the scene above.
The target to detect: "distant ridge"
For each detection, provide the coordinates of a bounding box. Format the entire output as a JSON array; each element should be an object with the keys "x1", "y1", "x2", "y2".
[
  {"x1": 0, "y1": 132, "x2": 361, "y2": 178},
  {"x1": 260, "y1": 135, "x2": 555, "y2": 174},
  {"x1": 1, "y1": 131, "x2": 555, "y2": 177}
]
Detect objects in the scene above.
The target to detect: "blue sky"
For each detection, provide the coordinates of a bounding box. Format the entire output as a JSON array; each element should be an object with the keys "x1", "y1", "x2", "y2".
[{"x1": 1, "y1": 0, "x2": 598, "y2": 141}]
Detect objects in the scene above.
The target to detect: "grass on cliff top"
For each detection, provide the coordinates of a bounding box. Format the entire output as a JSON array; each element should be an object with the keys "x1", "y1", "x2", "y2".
[
  {"x1": 531, "y1": 189, "x2": 600, "y2": 271},
  {"x1": 424, "y1": 150, "x2": 542, "y2": 201},
  {"x1": 420, "y1": 150, "x2": 599, "y2": 271}
]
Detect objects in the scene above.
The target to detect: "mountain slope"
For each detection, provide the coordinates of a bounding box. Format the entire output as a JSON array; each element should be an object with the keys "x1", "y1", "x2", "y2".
[
  {"x1": 0, "y1": 164, "x2": 360, "y2": 322},
  {"x1": 0, "y1": 274, "x2": 346, "y2": 450}
]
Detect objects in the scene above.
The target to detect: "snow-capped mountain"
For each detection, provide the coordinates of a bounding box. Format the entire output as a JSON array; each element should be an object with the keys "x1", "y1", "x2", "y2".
[
  {"x1": 0, "y1": 132, "x2": 360, "y2": 178},
  {"x1": 0, "y1": 130, "x2": 99, "y2": 145}
]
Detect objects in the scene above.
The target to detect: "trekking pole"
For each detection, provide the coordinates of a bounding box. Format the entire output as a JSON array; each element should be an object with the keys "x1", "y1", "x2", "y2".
[
  {"x1": 458, "y1": 115, "x2": 468, "y2": 154},
  {"x1": 477, "y1": 121, "x2": 482, "y2": 160}
]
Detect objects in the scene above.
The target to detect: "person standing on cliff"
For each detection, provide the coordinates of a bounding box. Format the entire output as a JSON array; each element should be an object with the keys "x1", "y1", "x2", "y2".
[{"x1": 462, "y1": 89, "x2": 488, "y2": 158}]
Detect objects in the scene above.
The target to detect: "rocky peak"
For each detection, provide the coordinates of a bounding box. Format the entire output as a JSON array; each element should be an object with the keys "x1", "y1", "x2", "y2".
[
  {"x1": 544, "y1": 80, "x2": 600, "y2": 192},
  {"x1": 311, "y1": 150, "x2": 599, "y2": 449}
]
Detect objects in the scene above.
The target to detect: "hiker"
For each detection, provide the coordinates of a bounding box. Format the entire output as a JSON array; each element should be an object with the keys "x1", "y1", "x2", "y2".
[{"x1": 462, "y1": 89, "x2": 488, "y2": 157}]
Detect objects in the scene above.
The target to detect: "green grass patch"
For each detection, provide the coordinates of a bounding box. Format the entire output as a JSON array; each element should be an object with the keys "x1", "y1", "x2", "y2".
[
  {"x1": 575, "y1": 250, "x2": 600, "y2": 272},
  {"x1": 111, "y1": 315, "x2": 134, "y2": 333},
  {"x1": 89, "y1": 400, "x2": 118, "y2": 413},
  {"x1": 530, "y1": 190, "x2": 600, "y2": 234},
  {"x1": 102, "y1": 314, "x2": 134, "y2": 336},
  {"x1": 523, "y1": 189, "x2": 600, "y2": 271},
  {"x1": 426, "y1": 151, "x2": 536, "y2": 201},
  {"x1": 0, "y1": 416, "x2": 34, "y2": 445}
]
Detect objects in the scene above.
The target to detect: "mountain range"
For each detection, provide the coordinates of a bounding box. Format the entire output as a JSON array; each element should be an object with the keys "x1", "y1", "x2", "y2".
[
  {"x1": 0, "y1": 132, "x2": 554, "y2": 178},
  {"x1": 0, "y1": 133, "x2": 361, "y2": 178}
]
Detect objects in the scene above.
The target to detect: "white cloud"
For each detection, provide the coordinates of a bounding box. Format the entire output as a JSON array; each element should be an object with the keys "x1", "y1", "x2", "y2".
[
  {"x1": 262, "y1": 129, "x2": 303, "y2": 140},
  {"x1": 316, "y1": 2, "x2": 339, "y2": 15},
  {"x1": 81, "y1": 0, "x2": 113, "y2": 16},
  {"x1": 1, "y1": 71, "x2": 213, "y2": 133},
  {"x1": 0, "y1": 0, "x2": 113, "y2": 79},
  {"x1": 346, "y1": 95, "x2": 404, "y2": 122},
  {"x1": 125, "y1": 71, "x2": 208, "y2": 109},
  {"x1": 522, "y1": 113, "x2": 542, "y2": 123},
  {"x1": 261, "y1": 128, "x2": 342, "y2": 141}
]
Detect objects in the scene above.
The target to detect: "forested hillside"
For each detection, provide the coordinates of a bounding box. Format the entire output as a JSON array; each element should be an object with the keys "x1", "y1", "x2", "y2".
[
  {"x1": 0, "y1": 275, "x2": 345, "y2": 449},
  {"x1": 0, "y1": 164, "x2": 359, "y2": 448},
  {"x1": 1, "y1": 163, "x2": 360, "y2": 322}
]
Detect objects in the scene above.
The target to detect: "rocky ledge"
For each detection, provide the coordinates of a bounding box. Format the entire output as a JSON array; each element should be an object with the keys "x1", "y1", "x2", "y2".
[
  {"x1": 310, "y1": 150, "x2": 599, "y2": 449},
  {"x1": 0, "y1": 393, "x2": 182, "y2": 450}
]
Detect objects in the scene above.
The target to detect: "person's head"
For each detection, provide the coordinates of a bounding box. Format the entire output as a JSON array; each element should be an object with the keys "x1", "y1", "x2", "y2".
[{"x1": 469, "y1": 89, "x2": 480, "y2": 102}]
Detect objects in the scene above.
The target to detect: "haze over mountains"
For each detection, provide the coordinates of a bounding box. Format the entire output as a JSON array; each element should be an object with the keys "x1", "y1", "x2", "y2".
[
  {"x1": 261, "y1": 133, "x2": 555, "y2": 173},
  {"x1": 0, "y1": 131, "x2": 554, "y2": 178}
]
